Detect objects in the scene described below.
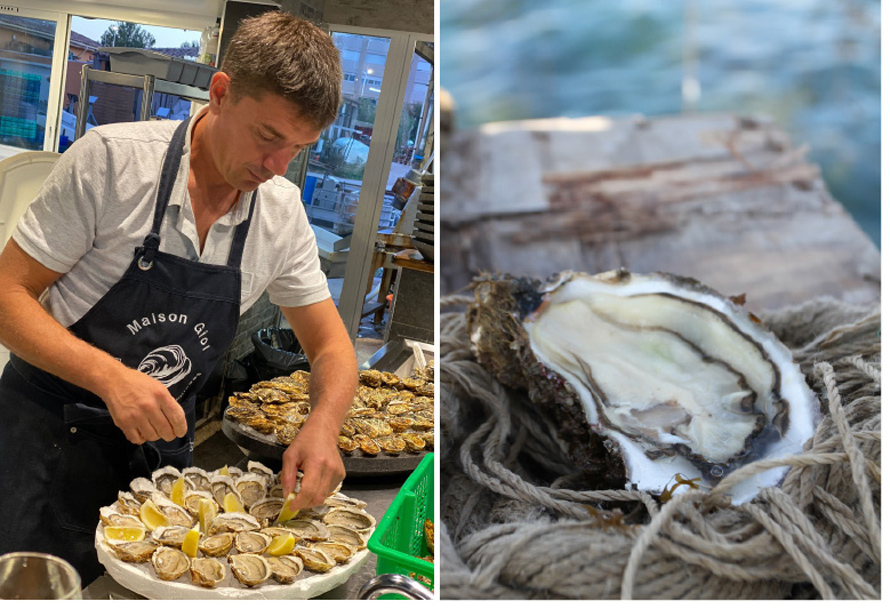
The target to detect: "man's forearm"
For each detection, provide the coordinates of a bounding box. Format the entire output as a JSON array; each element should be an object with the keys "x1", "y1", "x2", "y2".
[
  {"x1": 304, "y1": 347, "x2": 358, "y2": 436},
  {"x1": 0, "y1": 248, "x2": 125, "y2": 397}
]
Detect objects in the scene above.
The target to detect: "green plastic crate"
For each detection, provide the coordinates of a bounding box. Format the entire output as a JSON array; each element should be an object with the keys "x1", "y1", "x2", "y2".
[{"x1": 368, "y1": 452, "x2": 434, "y2": 596}]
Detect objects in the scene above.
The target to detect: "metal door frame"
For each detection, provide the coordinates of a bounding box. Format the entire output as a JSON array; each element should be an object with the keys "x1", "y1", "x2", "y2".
[{"x1": 329, "y1": 25, "x2": 433, "y2": 341}]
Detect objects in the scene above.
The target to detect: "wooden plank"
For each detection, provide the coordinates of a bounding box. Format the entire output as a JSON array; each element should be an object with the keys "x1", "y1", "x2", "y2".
[{"x1": 441, "y1": 113, "x2": 879, "y2": 312}]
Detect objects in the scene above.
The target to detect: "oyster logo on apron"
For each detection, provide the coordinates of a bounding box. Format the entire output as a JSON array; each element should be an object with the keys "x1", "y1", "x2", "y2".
[{"x1": 138, "y1": 345, "x2": 192, "y2": 387}]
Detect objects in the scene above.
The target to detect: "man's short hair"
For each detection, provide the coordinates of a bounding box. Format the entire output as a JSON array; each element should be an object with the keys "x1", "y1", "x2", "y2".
[{"x1": 221, "y1": 12, "x2": 342, "y2": 130}]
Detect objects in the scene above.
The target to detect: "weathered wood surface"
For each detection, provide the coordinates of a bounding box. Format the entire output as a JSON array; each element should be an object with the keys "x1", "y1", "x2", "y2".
[{"x1": 440, "y1": 113, "x2": 880, "y2": 312}]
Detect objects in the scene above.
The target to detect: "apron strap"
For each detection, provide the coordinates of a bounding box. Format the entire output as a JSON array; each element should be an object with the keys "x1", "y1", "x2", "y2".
[
  {"x1": 226, "y1": 190, "x2": 257, "y2": 268},
  {"x1": 137, "y1": 118, "x2": 257, "y2": 271},
  {"x1": 138, "y1": 119, "x2": 191, "y2": 268}
]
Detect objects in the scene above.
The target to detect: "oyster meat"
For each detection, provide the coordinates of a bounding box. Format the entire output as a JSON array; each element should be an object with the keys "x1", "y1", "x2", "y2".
[
  {"x1": 190, "y1": 557, "x2": 226, "y2": 588},
  {"x1": 208, "y1": 512, "x2": 261, "y2": 535},
  {"x1": 322, "y1": 507, "x2": 376, "y2": 532},
  {"x1": 198, "y1": 532, "x2": 234, "y2": 557},
  {"x1": 468, "y1": 270, "x2": 819, "y2": 504},
  {"x1": 292, "y1": 546, "x2": 336, "y2": 573},
  {"x1": 152, "y1": 546, "x2": 190, "y2": 581},
  {"x1": 234, "y1": 530, "x2": 272, "y2": 554},
  {"x1": 110, "y1": 540, "x2": 159, "y2": 563},
  {"x1": 267, "y1": 555, "x2": 303, "y2": 584},
  {"x1": 228, "y1": 554, "x2": 271, "y2": 587}
]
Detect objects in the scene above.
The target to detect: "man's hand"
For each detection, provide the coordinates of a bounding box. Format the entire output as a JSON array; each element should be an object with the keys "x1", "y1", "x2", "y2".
[
  {"x1": 97, "y1": 366, "x2": 188, "y2": 445},
  {"x1": 281, "y1": 414, "x2": 346, "y2": 512}
]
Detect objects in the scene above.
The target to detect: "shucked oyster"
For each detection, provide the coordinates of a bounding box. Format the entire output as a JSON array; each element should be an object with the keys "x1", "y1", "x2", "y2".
[
  {"x1": 468, "y1": 270, "x2": 819, "y2": 504},
  {"x1": 190, "y1": 557, "x2": 226, "y2": 588},
  {"x1": 228, "y1": 553, "x2": 271, "y2": 587},
  {"x1": 152, "y1": 546, "x2": 190, "y2": 580}
]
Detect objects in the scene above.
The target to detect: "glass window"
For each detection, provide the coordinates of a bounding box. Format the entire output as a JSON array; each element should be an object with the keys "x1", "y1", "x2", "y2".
[
  {"x1": 0, "y1": 15, "x2": 57, "y2": 159},
  {"x1": 301, "y1": 32, "x2": 393, "y2": 286},
  {"x1": 62, "y1": 17, "x2": 201, "y2": 150}
]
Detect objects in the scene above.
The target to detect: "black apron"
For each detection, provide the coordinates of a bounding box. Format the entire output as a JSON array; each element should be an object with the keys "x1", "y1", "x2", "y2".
[{"x1": 0, "y1": 119, "x2": 255, "y2": 585}]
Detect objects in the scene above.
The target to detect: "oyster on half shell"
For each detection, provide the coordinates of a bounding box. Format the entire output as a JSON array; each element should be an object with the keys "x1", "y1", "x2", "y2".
[
  {"x1": 151, "y1": 546, "x2": 190, "y2": 580},
  {"x1": 190, "y1": 557, "x2": 226, "y2": 588},
  {"x1": 228, "y1": 553, "x2": 271, "y2": 587},
  {"x1": 468, "y1": 270, "x2": 819, "y2": 504}
]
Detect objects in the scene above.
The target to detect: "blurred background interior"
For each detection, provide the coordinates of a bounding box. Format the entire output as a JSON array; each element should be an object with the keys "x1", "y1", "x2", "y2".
[{"x1": 441, "y1": 0, "x2": 879, "y2": 246}]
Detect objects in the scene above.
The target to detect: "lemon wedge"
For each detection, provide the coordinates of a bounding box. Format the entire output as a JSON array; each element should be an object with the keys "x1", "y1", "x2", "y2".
[
  {"x1": 139, "y1": 500, "x2": 169, "y2": 531},
  {"x1": 276, "y1": 492, "x2": 300, "y2": 523},
  {"x1": 181, "y1": 525, "x2": 201, "y2": 558},
  {"x1": 170, "y1": 477, "x2": 186, "y2": 507},
  {"x1": 198, "y1": 498, "x2": 218, "y2": 534},
  {"x1": 266, "y1": 533, "x2": 295, "y2": 556},
  {"x1": 223, "y1": 492, "x2": 244, "y2": 513},
  {"x1": 104, "y1": 526, "x2": 146, "y2": 543},
  {"x1": 217, "y1": 465, "x2": 229, "y2": 477}
]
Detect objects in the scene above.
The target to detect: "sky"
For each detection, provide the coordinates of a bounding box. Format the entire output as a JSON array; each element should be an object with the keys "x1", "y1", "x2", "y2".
[{"x1": 71, "y1": 16, "x2": 201, "y2": 49}]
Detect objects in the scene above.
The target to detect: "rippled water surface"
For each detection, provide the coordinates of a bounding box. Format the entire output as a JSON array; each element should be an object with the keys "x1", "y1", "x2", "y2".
[{"x1": 442, "y1": 0, "x2": 880, "y2": 245}]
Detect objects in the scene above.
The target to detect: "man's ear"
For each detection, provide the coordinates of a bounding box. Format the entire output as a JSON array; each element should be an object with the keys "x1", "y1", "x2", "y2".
[{"x1": 208, "y1": 72, "x2": 232, "y2": 110}]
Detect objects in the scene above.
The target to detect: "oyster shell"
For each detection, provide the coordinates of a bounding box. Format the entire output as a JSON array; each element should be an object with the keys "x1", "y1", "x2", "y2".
[
  {"x1": 234, "y1": 530, "x2": 272, "y2": 554},
  {"x1": 400, "y1": 432, "x2": 427, "y2": 452},
  {"x1": 183, "y1": 490, "x2": 216, "y2": 516},
  {"x1": 275, "y1": 423, "x2": 299, "y2": 446},
  {"x1": 310, "y1": 541, "x2": 354, "y2": 563},
  {"x1": 189, "y1": 557, "x2": 226, "y2": 588},
  {"x1": 281, "y1": 519, "x2": 330, "y2": 541},
  {"x1": 182, "y1": 467, "x2": 212, "y2": 492},
  {"x1": 378, "y1": 435, "x2": 407, "y2": 455},
  {"x1": 337, "y1": 435, "x2": 359, "y2": 453},
  {"x1": 228, "y1": 553, "x2": 271, "y2": 587},
  {"x1": 322, "y1": 507, "x2": 376, "y2": 532},
  {"x1": 325, "y1": 492, "x2": 368, "y2": 510},
  {"x1": 424, "y1": 518, "x2": 434, "y2": 554},
  {"x1": 198, "y1": 532, "x2": 234, "y2": 557},
  {"x1": 110, "y1": 540, "x2": 159, "y2": 563},
  {"x1": 468, "y1": 270, "x2": 820, "y2": 504},
  {"x1": 151, "y1": 546, "x2": 190, "y2": 580},
  {"x1": 117, "y1": 491, "x2": 142, "y2": 516},
  {"x1": 246, "y1": 461, "x2": 276, "y2": 487},
  {"x1": 129, "y1": 477, "x2": 155, "y2": 503},
  {"x1": 235, "y1": 473, "x2": 268, "y2": 509},
  {"x1": 249, "y1": 497, "x2": 284, "y2": 523},
  {"x1": 208, "y1": 512, "x2": 261, "y2": 535},
  {"x1": 325, "y1": 524, "x2": 366, "y2": 550},
  {"x1": 292, "y1": 546, "x2": 336, "y2": 573},
  {"x1": 209, "y1": 475, "x2": 239, "y2": 508},
  {"x1": 267, "y1": 555, "x2": 303, "y2": 584},
  {"x1": 150, "y1": 492, "x2": 194, "y2": 528},
  {"x1": 100, "y1": 505, "x2": 146, "y2": 528},
  {"x1": 151, "y1": 525, "x2": 192, "y2": 547},
  {"x1": 152, "y1": 465, "x2": 182, "y2": 495}
]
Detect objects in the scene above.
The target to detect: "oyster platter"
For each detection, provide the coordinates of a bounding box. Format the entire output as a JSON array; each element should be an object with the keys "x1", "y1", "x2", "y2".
[
  {"x1": 469, "y1": 269, "x2": 819, "y2": 504},
  {"x1": 223, "y1": 364, "x2": 434, "y2": 473},
  {"x1": 95, "y1": 462, "x2": 375, "y2": 599}
]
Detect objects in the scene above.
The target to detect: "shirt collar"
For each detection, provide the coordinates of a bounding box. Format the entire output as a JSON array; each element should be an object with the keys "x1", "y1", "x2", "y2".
[{"x1": 167, "y1": 107, "x2": 254, "y2": 226}]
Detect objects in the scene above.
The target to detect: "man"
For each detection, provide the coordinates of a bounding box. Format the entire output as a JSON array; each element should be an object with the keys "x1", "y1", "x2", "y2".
[{"x1": 0, "y1": 12, "x2": 356, "y2": 584}]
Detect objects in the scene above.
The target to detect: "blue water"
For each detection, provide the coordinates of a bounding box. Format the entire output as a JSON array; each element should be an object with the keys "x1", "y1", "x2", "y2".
[{"x1": 441, "y1": 0, "x2": 880, "y2": 246}]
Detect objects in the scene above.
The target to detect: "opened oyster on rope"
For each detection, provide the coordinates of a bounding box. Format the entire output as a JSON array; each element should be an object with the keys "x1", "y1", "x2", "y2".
[{"x1": 468, "y1": 269, "x2": 819, "y2": 504}]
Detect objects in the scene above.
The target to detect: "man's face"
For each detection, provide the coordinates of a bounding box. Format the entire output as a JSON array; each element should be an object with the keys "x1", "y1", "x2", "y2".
[{"x1": 208, "y1": 77, "x2": 322, "y2": 192}]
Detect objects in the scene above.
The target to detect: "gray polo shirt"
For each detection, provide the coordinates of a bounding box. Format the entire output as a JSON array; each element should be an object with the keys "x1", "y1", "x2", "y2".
[{"x1": 13, "y1": 112, "x2": 330, "y2": 328}]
